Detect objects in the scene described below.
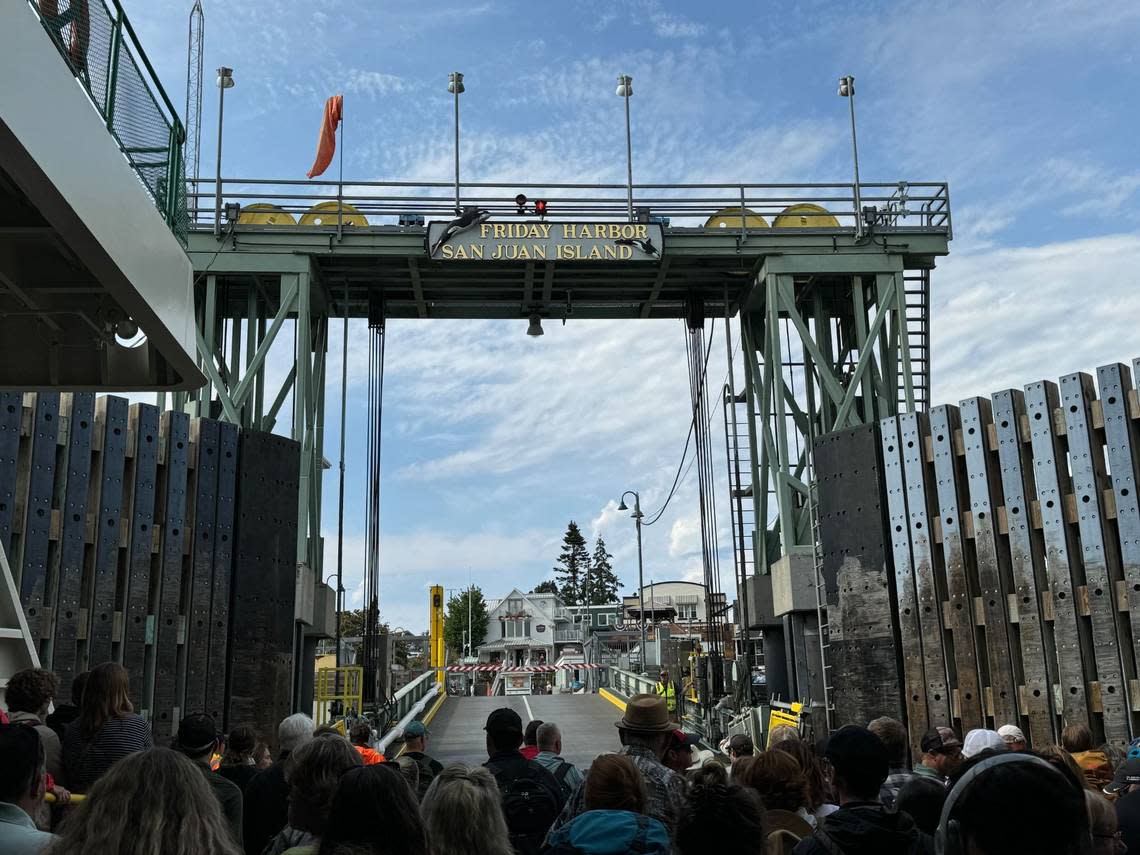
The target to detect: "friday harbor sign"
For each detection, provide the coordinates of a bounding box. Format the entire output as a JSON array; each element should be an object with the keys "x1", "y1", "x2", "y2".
[{"x1": 427, "y1": 220, "x2": 665, "y2": 262}]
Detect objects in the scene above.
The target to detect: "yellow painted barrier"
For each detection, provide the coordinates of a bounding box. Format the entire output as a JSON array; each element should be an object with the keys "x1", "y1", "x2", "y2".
[{"x1": 599, "y1": 688, "x2": 627, "y2": 712}]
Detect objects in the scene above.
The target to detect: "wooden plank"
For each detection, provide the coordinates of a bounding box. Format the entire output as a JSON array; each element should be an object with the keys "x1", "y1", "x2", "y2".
[
  {"x1": 1060, "y1": 372, "x2": 1133, "y2": 748},
  {"x1": 207, "y1": 421, "x2": 239, "y2": 724},
  {"x1": 184, "y1": 418, "x2": 219, "y2": 714},
  {"x1": 20, "y1": 393, "x2": 60, "y2": 643},
  {"x1": 50, "y1": 393, "x2": 95, "y2": 688},
  {"x1": 992, "y1": 389, "x2": 1057, "y2": 746},
  {"x1": 87, "y1": 396, "x2": 129, "y2": 667},
  {"x1": 151, "y1": 411, "x2": 190, "y2": 740},
  {"x1": 929, "y1": 405, "x2": 985, "y2": 730},
  {"x1": 880, "y1": 415, "x2": 931, "y2": 752},
  {"x1": 0, "y1": 393, "x2": 22, "y2": 554},
  {"x1": 960, "y1": 397, "x2": 1019, "y2": 726},
  {"x1": 121, "y1": 404, "x2": 160, "y2": 709},
  {"x1": 1025, "y1": 380, "x2": 1093, "y2": 731},
  {"x1": 1098, "y1": 363, "x2": 1140, "y2": 733},
  {"x1": 899, "y1": 412, "x2": 952, "y2": 726}
]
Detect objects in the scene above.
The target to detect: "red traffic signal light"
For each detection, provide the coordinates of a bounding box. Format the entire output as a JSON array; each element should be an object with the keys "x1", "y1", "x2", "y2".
[{"x1": 534, "y1": 199, "x2": 548, "y2": 218}]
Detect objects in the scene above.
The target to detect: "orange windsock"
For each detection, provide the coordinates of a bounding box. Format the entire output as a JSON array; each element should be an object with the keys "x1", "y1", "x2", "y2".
[{"x1": 307, "y1": 95, "x2": 343, "y2": 179}]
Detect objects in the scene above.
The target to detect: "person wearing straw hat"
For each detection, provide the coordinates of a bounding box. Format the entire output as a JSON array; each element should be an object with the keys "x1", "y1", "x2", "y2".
[{"x1": 548, "y1": 693, "x2": 687, "y2": 841}]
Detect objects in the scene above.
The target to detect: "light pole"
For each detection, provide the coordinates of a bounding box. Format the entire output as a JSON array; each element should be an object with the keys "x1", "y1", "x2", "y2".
[
  {"x1": 467, "y1": 569, "x2": 473, "y2": 660},
  {"x1": 615, "y1": 74, "x2": 634, "y2": 222},
  {"x1": 837, "y1": 75, "x2": 862, "y2": 238},
  {"x1": 213, "y1": 67, "x2": 233, "y2": 239},
  {"x1": 448, "y1": 72, "x2": 465, "y2": 214},
  {"x1": 617, "y1": 491, "x2": 646, "y2": 673}
]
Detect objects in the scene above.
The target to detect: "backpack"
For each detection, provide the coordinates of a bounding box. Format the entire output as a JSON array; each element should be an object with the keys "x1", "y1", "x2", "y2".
[
  {"x1": 493, "y1": 764, "x2": 561, "y2": 855},
  {"x1": 551, "y1": 760, "x2": 575, "y2": 800}
]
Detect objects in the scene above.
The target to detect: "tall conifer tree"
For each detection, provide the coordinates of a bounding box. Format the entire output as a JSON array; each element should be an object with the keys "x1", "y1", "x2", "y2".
[{"x1": 554, "y1": 521, "x2": 591, "y2": 604}]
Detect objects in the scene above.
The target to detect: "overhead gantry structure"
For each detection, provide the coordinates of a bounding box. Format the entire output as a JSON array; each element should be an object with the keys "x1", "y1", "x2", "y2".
[{"x1": 180, "y1": 178, "x2": 951, "y2": 701}]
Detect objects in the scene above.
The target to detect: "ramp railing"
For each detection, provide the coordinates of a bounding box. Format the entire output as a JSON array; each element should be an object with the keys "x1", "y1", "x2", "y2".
[
  {"x1": 25, "y1": 0, "x2": 187, "y2": 243},
  {"x1": 375, "y1": 670, "x2": 441, "y2": 754},
  {"x1": 608, "y1": 667, "x2": 657, "y2": 699}
]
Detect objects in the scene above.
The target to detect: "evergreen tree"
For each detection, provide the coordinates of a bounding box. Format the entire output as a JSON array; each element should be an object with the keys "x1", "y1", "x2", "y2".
[
  {"x1": 586, "y1": 536, "x2": 623, "y2": 604},
  {"x1": 554, "y1": 521, "x2": 591, "y2": 605},
  {"x1": 531, "y1": 580, "x2": 559, "y2": 595},
  {"x1": 443, "y1": 585, "x2": 488, "y2": 659}
]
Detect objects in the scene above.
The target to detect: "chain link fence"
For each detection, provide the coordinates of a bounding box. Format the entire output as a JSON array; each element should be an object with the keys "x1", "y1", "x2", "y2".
[{"x1": 28, "y1": 0, "x2": 187, "y2": 243}]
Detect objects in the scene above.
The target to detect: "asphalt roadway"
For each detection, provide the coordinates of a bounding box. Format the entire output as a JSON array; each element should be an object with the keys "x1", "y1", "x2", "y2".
[{"x1": 426, "y1": 693, "x2": 624, "y2": 769}]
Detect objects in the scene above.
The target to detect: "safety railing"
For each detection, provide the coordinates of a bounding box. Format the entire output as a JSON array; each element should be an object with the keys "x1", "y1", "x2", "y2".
[
  {"x1": 608, "y1": 667, "x2": 658, "y2": 698},
  {"x1": 554, "y1": 628, "x2": 584, "y2": 643},
  {"x1": 190, "y1": 178, "x2": 952, "y2": 240},
  {"x1": 375, "y1": 669, "x2": 441, "y2": 754},
  {"x1": 26, "y1": 0, "x2": 187, "y2": 243},
  {"x1": 314, "y1": 666, "x2": 364, "y2": 725}
]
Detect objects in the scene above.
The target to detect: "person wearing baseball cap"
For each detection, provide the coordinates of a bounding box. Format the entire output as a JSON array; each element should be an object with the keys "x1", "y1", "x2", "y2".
[
  {"x1": 549, "y1": 693, "x2": 687, "y2": 840},
  {"x1": 914, "y1": 726, "x2": 963, "y2": 783},
  {"x1": 663, "y1": 730, "x2": 700, "y2": 774},
  {"x1": 401, "y1": 721, "x2": 442, "y2": 800},
  {"x1": 174, "y1": 713, "x2": 242, "y2": 844},
  {"x1": 483, "y1": 707, "x2": 564, "y2": 854},
  {"x1": 997, "y1": 724, "x2": 1027, "y2": 752},
  {"x1": 1112, "y1": 758, "x2": 1140, "y2": 853}
]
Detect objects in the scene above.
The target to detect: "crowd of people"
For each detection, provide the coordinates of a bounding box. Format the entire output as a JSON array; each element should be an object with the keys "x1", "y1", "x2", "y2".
[{"x1": 0, "y1": 660, "x2": 1137, "y2": 855}]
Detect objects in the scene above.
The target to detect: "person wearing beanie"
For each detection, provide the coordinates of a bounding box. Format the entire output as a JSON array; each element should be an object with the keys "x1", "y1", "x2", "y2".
[
  {"x1": 174, "y1": 713, "x2": 243, "y2": 845},
  {"x1": 792, "y1": 725, "x2": 933, "y2": 854}
]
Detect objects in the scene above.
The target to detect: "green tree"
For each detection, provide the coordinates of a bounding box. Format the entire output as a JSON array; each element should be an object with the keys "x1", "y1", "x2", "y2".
[
  {"x1": 531, "y1": 580, "x2": 559, "y2": 595},
  {"x1": 554, "y1": 521, "x2": 591, "y2": 605},
  {"x1": 443, "y1": 585, "x2": 488, "y2": 659},
  {"x1": 586, "y1": 536, "x2": 622, "y2": 604},
  {"x1": 337, "y1": 609, "x2": 366, "y2": 637}
]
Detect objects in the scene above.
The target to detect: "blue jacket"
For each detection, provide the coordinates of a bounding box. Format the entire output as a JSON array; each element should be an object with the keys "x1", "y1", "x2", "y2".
[{"x1": 543, "y1": 809, "x2": 670, "y2": 855}]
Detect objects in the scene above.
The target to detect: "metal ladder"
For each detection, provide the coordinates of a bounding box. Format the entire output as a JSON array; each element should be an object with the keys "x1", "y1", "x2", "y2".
[
  {"x1": 808, "y1": 471, "x2": 835, "y2": 733},
  {"x1": 901, "y1": 270, "x2": 931, "y2": 412},
  {"x1": 722, "y1": 384, "x2": 759, "y2": 670}
]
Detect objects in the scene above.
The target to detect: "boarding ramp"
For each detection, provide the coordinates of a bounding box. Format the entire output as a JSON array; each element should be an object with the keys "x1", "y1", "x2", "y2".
[{"x1": 428, "y1": 694, "x2": 623, "y2": 769}]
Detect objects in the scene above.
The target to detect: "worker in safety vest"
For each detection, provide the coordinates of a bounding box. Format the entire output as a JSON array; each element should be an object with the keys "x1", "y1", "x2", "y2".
[{"x1": 655, "y1": 670, "x2": 677, "y2": 713}]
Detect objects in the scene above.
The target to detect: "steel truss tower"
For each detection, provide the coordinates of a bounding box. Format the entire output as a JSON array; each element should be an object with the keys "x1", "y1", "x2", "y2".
[{"x1": 727, "y1": 255, "x2": 931, "y2": 712}]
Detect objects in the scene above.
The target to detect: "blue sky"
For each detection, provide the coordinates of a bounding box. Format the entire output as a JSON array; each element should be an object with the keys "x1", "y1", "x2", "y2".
[{"x1": 122, "y1": 0, "x2": 1140, "y2": 633}]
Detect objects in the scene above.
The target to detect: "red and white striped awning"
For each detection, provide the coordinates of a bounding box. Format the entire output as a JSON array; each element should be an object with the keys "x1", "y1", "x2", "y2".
[{"x1": 443, "y1": 663, "x2": 604, "y2": 673}]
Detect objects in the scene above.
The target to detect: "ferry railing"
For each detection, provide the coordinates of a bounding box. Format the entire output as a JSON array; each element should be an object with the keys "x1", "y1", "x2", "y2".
[
  {"x1": 26, "y1": 0, "x2": 187, "y2": 243},
  {"x1": 190, "y1": 178, "x2": 952, "y2": 240}
]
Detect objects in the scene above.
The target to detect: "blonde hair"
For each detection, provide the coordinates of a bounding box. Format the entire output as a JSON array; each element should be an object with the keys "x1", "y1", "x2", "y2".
[
  {"x1": 45, "y1": 748, "x2": 239, "y2": 855},
  {"x1": 421, "y1": 765, "x2": 514, "y2": 855}
]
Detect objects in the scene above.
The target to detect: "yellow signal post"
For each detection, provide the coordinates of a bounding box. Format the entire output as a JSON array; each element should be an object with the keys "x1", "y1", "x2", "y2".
[{"x1": 429, "y1": 586, "x2": 445, "y2": 675}]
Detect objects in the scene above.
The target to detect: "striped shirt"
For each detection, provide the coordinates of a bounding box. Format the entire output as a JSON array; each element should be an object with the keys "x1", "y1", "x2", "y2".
[{"x1": 61, "y1": 714, "x2": 153, "y2": 793}]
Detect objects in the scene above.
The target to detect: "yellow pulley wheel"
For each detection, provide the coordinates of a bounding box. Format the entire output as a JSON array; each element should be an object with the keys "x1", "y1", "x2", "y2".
[
  {"x1": 237, "y1": 204, "x2": 297, "y2": 225},
  {"x1": 773, "y1": 203, "x2": 840, "y2": 228},
  {"x1": 704, "y1": 206, "x2": 768, "y2": 229},
  {"x1": 299, "y1": 201, "x2": 369, "y2": 227}
]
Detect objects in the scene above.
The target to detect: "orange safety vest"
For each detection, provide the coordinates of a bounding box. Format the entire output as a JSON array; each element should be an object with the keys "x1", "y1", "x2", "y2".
[{"x1": 355, "y1": 745, "x2": 385, "y2": 765}]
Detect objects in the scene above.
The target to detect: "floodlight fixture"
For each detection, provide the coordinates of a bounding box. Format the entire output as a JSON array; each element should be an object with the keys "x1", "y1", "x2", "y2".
[
  {"x1": 447, "y1": 71, "x2": 465, "y2": 94},
  {"x1": 526, "y1": 314, "x2": 544, "y2": 337},
  {"x1": 216, "y1": 67, "x2": 234, "y2": 89}
]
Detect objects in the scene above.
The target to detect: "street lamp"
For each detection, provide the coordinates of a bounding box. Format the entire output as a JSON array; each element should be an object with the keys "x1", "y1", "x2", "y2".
[
  {"x1": 213, "y1": 67, "x2": 234, "y2": 238},
  {"x1": 617, "y1": 490, "x2": 646, "y2": 673},
  {"x1": 615, "y1": 74, "x2": 634, "y2": 222},
  {"x1": 448, "y1": 72, "x2": 465, "y2": 214},
  {"x1": 837, "y1": 75, "x2": 863, "y2": 238}
]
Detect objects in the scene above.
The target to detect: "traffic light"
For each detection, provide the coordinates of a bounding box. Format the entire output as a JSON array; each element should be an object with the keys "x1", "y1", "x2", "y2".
[
  {"x1": 515, "y1": 194, "x2": 527, "y2": 215},
  {"x1": 534, "y1": 199, "x2": 548, "y2": 218}
]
